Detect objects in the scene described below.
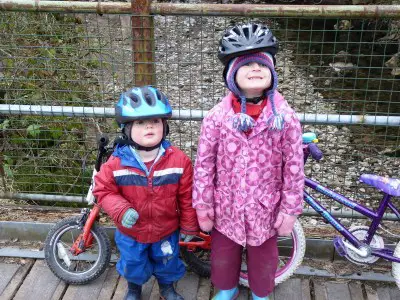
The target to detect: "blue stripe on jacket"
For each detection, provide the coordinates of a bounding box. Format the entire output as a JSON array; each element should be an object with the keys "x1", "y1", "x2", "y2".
[
  {"x1": 115, "y1": 174, "x2": 148, "y2": 186},
  {"x1": 153, "y1": 173, "x2": 182, "y2": 186}
]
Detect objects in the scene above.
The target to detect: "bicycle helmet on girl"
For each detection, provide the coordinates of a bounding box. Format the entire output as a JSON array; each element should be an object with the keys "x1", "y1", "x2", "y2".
[
  {"x1": 218, "y1": 23, "x2": 279, "y2": 66},
  {"x1": 218, "y1": 23, "x2": 284, "y2": 132},
  {"x1": 115, "y1": 86, "x2": 172, "y2": 151}
]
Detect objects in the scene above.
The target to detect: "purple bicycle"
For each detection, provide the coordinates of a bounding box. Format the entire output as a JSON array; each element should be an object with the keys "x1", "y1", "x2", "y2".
[
  {"x1": 301, "y1": 132, "x2": 400, "y2": 288},
  {"x1": 182, "y1": 132, "x2": 400, "y2": 289}
]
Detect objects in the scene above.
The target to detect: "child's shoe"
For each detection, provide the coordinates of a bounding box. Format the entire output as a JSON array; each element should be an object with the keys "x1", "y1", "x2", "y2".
[
  {"x1": 251, "y1": 291, "x2": 269, "y2": 300},
  {"x1": 212, "y1": 287, "x2": 239, "y2": 300},
  {"x1": 124, "y1": 282, "x2": 142, "y2": 300},
  {"x1": 158, "y1": 282, "x2": 184, "y2": 300}
]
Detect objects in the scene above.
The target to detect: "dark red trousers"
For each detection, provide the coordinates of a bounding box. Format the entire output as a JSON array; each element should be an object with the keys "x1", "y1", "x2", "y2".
[{"x1": 211, "y1": 229, "x2": 278, "y2": 297}]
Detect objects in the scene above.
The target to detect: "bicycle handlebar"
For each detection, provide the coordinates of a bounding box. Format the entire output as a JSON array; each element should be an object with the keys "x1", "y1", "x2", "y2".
[
  {"x1": 97, "y1": 134, "x2": 109, "y2": 150},
  {"x1": 308, "y1": 142, "x2": 323, "y2": 161}
]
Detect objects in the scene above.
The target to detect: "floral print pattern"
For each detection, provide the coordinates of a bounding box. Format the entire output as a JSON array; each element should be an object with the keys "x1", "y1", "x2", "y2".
[{"x1": 193, "y1": 92, "x2": 304, "y2": 246}]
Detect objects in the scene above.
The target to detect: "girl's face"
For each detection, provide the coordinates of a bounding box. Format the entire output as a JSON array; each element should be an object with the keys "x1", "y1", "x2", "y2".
[
  {"x1": 130, "y1": 118, "x2": 163, "y2": 147},
  {"x1": 236, "y1": 62, "x2": 272, "y2": 98}
]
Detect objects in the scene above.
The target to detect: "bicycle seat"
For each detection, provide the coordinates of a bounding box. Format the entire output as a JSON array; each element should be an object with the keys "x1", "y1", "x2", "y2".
[{"x1": 360, "y1": 174, "x2": 400, "y2": 197}]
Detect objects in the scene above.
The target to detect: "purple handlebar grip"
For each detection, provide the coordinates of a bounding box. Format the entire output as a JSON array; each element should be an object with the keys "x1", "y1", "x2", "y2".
[{"x1": 309, "y1": 143, "x2": 323, "y2": 161}]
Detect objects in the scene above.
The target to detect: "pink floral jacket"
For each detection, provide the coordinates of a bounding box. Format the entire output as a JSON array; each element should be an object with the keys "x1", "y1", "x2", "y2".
[{"x1": 193, "y1": 91, "x2": 304, "y2": 246}]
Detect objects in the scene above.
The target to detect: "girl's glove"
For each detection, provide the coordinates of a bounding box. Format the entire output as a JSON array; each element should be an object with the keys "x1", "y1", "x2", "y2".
[
  {"x1": 180, "y1": 233, "x2": 195, "y2": 242},
  {"x1": 196, "y1": 208, "x2": 214, "y2": 232},
  {"x1": 274, "y1": 212, "x2": 297, "y2": 236},
  {"x1": 121, "y1": 208, "x2": 139, "y2": 228}
]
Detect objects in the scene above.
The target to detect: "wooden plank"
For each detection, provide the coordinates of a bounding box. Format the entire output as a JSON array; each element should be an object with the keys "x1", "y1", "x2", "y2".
[
  {"x1": 142, "y1": 277, "x2": 156, "y2": 300},
  {"x1": 176, "y1": 272, "x2": 200, "y2": 300},
  {"x1": 364, "y1": 283, "x2": 378, "y2": 300},
  {"x1": 388, "y1": 285, "x2": 400, "y2": 299},
  {"x1": 149, "y1": 281, "x2": 160, "y2": 300},
  {"x1": 274, "y1": 278, "x2": 304, "y2": 300},
  {"x1": 98, "y1": 268, "x2": 120, "y2": 300},
  {"x1": 313, "y1": 280, "x2": 328, "y2": 300},
  {"x1": 13, "y1": 260, "x2": 61, "y2": 300},
  {"x1": 50, "y1": 281, "x2": 68, "y2": 300},
  {"x1": 348, "y1": 282, "x2": 364, "y2": 300},
  {"x1": 0, "y1": 263, "x2": 20, "y2": 294},
  {"x1": 301, "y1": 279, "x2": 312, "y2": 300},
  {"x1": 62, "y1": 268, "x2": 110, "y2": 300},
  {"x1": 197, "y1": 277, "x2": 211, "y2": 300},
  {"x1": 324, "y1": 281, "x2": 351, "y2": 300},
  {"x1": 376, "y1": 287, "x2": 391, "y2": 300},
  {"x1": 112, "y1": 277, "x2": 127, "y2": 300},
  {"x1": 0, "y1": 259, "x2": 35, "y2": 300}
]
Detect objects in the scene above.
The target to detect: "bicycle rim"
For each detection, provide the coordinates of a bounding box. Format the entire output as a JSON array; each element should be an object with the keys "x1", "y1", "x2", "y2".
[{"x1": 50, "y1": 224, "x2": 104, "y2": 276}]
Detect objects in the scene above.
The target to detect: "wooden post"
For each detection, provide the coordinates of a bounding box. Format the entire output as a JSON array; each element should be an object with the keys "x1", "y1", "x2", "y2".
[{"x1": 131, "y1": 0, "x2": 155, "y2": 86}]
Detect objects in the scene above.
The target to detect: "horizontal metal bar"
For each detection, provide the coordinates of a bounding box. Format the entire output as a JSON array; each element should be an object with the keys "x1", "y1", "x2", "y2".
[
  {"x1": 0, "y1": 0, "x2": 399, "y2": 19},
  {"x1": 151, "y1": 3, "x2": 400, "y2": 18},
  {"x1": 1, "y1": 192, "x2": 398, "y2": 220},
  {"x1": 0, "y1": 192, "x2": 85, "y2": 203},
  {"x1": 1, "y1": 104, "x2": 399, "y2": 126},
  {"x1": 0, "y1": 0, "x2": 132, "y2": 14}
]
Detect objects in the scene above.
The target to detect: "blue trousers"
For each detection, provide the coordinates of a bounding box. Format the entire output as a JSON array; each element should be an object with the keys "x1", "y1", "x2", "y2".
[{"x1": 115, "y1": 229, "x2": 185, "y2": 285}]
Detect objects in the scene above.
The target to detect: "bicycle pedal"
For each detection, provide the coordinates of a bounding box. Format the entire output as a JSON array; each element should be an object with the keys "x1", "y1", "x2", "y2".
[{"x1": 333, "y1": 236, "x2": 347, "y2": 257}]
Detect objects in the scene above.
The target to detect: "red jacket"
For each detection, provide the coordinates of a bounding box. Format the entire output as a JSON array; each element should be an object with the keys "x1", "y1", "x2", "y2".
[{"x1": 93, "y1": 141, "x2": 199, "y2": 243}]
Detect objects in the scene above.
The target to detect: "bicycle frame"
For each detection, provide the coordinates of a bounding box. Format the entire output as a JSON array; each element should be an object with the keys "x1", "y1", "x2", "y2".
[
  {"x1": 304, "y1": 175, "x2": 400, "y2": 263},
  {"x1": 70, "y1": 135, "x2": 111, "y2": 256}
]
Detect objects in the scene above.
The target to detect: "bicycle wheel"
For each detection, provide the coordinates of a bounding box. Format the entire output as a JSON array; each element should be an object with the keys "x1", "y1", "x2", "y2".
[
  {"x1": 393, "y1": 241, "x2": 400, "y2": 289},
  {"x1": 44, "y1": 216, "x2": 111, "y2": 285},
  {"x1": 181, "y1": 220, "x2": 306, "y2": 285},
  {"x1": 239, "y1": 220, "x2": 306, "y2": 286},
  {"x1": 180, "y1": 235, "x2": 211, "y2": 278}
]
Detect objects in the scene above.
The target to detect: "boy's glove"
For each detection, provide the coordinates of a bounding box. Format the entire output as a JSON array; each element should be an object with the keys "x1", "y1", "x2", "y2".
[
  {"x1": 121, "y1": 208, "x2": 139, "y2": 228},
  {"x1": 180, "y1": 233, "x2": 195, "y2": 242},
  {"x1": 274, "y1": 212, "x2": 297, "y2": 236},
  {"x1": 196, "y1": 208, "x2": 214, "y2": 232}
]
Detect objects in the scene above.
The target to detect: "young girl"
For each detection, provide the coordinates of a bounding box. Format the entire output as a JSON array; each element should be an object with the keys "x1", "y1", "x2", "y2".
[
  {"x1": 93, "y1": 86, "x2": 199, "y2": 300},
  {"x1": 193, "y1": 23, "x2": 304, "y2": 300}
]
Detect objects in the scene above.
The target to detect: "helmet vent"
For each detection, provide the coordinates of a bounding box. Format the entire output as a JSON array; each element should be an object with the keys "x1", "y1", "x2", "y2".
[
  {"x1": 243, "y1": 27, "x2": 250, "y2": 39},
  {"x1": 129, "y1": 94, "x2": 139, "y2": 103},
  {"x1": 144, "y1": 93, "x2": 154, "y2": 106},
  {"x1": 232, "y1": 27, "x2": 241, "y2": 36},
  {"x1": 233, "y1": 43, "x2": 242, "y2": 48}
]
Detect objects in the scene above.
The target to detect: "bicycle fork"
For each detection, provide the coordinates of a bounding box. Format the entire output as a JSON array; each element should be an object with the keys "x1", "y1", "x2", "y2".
[{"x1": 70, "y1": 204, "x2": 101, "y2": 255}]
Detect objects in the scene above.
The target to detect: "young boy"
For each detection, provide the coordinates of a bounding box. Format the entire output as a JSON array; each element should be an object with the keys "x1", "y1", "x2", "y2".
[
  {"x1": 193, "y1": 23, "x2": 304, "y2": 300},
  {"x1": 93, "y1": 86, "x2": 199, "y2": 300}
]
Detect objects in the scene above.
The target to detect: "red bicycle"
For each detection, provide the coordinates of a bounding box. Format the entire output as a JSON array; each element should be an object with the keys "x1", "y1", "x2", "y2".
[{"x1": 44, "y1": 135, "x2": 305, "y2": 286}]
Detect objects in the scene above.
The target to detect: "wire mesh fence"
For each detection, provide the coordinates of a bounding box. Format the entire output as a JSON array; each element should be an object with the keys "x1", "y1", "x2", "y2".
[{"x1": 0, "y1": 7, "x2": 399, "y2": 219}]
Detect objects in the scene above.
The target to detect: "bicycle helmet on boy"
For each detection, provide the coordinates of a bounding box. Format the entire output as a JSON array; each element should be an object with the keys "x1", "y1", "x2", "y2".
[
  {"x1": 115, "y1": 86, "x2": 172, "y2": 151},
  {"x1": 218, "y1": 23, "x2": 279, "y2": 66}
]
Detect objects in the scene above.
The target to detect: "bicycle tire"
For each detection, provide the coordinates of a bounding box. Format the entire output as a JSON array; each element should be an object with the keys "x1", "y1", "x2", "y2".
[
  {"x1": 239, "y1": 220, "x2": 306, "y2": 286},
  {"x1": 44, "y1": 216, "x2": 111, "y2": 285},
  {"x1": 393, "y1": 241, "x2": 400, "y2": 289},
  {"x1": 181, "y1": 242, "x2": 211, "y2": 278},
  {"x1": 181, "y1": 220, "x2": 306, "y2": 285}
]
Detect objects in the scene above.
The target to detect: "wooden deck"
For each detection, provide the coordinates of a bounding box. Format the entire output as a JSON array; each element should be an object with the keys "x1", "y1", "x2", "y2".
[{"x1": 0, "y1": 259, "x2": 399, "y2": 300}]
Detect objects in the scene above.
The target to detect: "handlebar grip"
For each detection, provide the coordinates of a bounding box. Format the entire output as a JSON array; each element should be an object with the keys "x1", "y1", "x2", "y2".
[
  {"x1": 97, "y1": 134, "x2": 109, "y2": 149},
  {"x1": 309, "y1": 143, "x2": 323, "y2": 161}
]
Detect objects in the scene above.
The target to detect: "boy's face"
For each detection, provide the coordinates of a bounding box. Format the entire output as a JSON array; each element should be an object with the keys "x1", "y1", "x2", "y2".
[
  {"x1": 236, "y1": 62, "x2": 272, "y2": 98},
  {"x1": 130, "y1": 118, "x2": 164, "y2": 148}
]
